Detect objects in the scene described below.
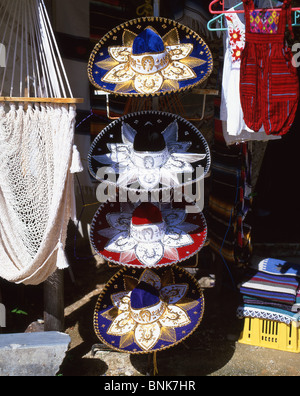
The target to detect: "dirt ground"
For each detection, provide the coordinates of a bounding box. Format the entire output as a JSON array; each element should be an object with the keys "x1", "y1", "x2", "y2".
[
  {"x1": 61, "y1": 264, "x2": 300, "y2": 376},
  {"x1": 1, "y1": 237, "x2": 300, "y2": 377},
  {"x1": 60, "y1": 243, "x2": 300, "y2": 377}
]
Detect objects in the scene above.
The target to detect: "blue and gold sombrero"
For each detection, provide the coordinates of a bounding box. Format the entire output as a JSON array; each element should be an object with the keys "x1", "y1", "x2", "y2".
[
  {"x1": 94, "y1": 266, "x2": 205, "y2": 354},
  {"x1": 88, "y1": 17, "x2": 213, "y2": 97}
]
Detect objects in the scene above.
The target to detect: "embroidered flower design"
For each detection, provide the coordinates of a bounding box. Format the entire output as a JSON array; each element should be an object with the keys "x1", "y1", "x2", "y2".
[
  {"x1": 225, "y1": 12, "x2": 245, "y2": 63},
  {"x1": 97, "y1": 202, "x2": 200, "y2": 267},
  {"x1": 101, "y1": 268, "x2": 201, "y2": 352},
  {"x1": 92, "y1": 120, "x2": 207, "y2": 191},
  {"x1": 232, "y1": 45, "x2": 243, "y2": 61},
  {"x1": 229, "y1": 29, "x2": 242, "y2": 44}
]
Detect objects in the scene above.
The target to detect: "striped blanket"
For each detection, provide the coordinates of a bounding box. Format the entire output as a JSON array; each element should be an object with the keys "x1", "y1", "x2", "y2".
[
  {"x1": 239, "y1": 270, "x2": 300, "y2": 305},
  {"x1": 238, "y1": 288, "x2": 300, "y2": 323},
  {"x1": 208, "y1": 101, "x2": 252, "y2": 267}
]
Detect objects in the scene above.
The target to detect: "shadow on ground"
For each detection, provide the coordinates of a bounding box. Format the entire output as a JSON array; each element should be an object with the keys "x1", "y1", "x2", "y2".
[{"x1": 59, "y1": 250, "x2": 244, "y2": 376}]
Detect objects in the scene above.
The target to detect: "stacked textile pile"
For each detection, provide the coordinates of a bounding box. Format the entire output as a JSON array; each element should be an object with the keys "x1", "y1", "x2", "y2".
[{"x1": 237, "y1": 258, "x2": 300, "y2": 325}]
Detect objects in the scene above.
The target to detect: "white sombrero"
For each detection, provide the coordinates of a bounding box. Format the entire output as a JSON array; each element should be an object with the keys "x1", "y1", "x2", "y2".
[{"x1": 88, "y1": 111, "x2": 211, "y2": 193}]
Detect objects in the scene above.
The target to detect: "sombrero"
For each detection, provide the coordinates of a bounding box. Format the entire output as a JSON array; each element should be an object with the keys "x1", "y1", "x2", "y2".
[
  {"x1": 88, "y1": 16, "x2": 213, "y2": 96},
  {"x1": 88, "y1": 111, "x2": 211, "y2": 192},
  {"x1": 90, "y1": 200, "x2": 207, "y2": 268},
  {"x1": 94, "y1": 266, "x2": 205, "y2": 354}
]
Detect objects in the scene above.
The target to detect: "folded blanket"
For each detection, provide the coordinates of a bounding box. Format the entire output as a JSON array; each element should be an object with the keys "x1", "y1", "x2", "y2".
[
  {"x1": 239, "y1": 270, "x2": 300, "y2": 305},
  {"x1": 243, "y1": 292, "x2": 300, "y2": 313},
  {"x1": 258, "y1": 258, "x2": 300, "y2": 278},
  {"x1": 237, "y1": 304, "x2": 300, "y2": 325}
]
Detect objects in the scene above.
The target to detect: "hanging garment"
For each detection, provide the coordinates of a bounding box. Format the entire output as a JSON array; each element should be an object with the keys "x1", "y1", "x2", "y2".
[
  {"x1": 220, "y1": 8, "x2": 282, "y2": 143},
  {"x1": 240, "y1": 0, "x2": 299, "y2": 135}
]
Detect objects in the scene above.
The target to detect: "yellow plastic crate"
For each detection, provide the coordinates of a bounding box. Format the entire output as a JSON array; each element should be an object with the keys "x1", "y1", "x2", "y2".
[{"x1": 239, "y1": 317, "x2": 300, "y2": 353}]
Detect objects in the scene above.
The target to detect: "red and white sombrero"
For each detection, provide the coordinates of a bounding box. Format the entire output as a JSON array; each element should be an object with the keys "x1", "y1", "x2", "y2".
[{"x1": 90, "y1": 200, "x2": 207, "y2": 268}]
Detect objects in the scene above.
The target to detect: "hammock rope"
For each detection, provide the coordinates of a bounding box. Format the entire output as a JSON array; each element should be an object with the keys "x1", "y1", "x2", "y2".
[
  {"x1": 0, "y1": 0, "x2": 73, "y2": 100},
  {"x1": 0, "y1": 0, "x2": 83, "y2": 285}
]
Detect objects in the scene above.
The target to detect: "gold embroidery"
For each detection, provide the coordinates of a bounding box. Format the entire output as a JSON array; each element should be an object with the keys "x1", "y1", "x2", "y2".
[
  {"x1": 136, "y1": 0, "x2": 153, "y2": 17},
  {"x1": 89, "y1": 19, "x2": 213, "y2": 96},
  {"x1": 94, "y1": 267, "x2": 205, "y2": 354}
]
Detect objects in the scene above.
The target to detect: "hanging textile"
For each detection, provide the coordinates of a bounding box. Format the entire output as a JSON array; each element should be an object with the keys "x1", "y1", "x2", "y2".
[
  {"x1": 0, "y1": 0, "x2": 83, "y2": 285},
  {"x1": 209, "y1": 99, "x2": 252, "y2": 268},
  {"x1": 0, "y1": 103, "x2": 80, "y2": 285},
  {"x1": 220, "y1": 6, "x2": 281, "y2": 144},
  {"x1": 240, "y1": 0, "x2": 299, "y2": 135}
]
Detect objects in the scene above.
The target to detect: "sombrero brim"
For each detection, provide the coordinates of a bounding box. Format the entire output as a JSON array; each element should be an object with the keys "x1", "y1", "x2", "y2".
[
  {"x1": 88, "y1": 111, "x2": 211, "y2": 193},
  {"x1": 93, "y1": 265, "x2": 205, "y2": 354},
  {"x1": 88, "y1": 16, "x2": 213, "y2": 97},
  {"x1": 90, "y1": 199, "x2": 207, "y2": 268}
]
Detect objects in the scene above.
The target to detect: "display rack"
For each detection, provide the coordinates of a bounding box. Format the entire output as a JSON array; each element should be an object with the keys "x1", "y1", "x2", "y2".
[
  {"x1": 209, "y1": 0, "x2": 300, "y2": 13},
  {"x1": 207, "y1": 0, "x2": 300, "y2": 31}
]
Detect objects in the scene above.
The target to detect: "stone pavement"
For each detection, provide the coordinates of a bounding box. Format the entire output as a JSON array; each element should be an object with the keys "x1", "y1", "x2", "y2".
[{"x1": 0, "y1": 331, "x2": 71, "y2": 376}]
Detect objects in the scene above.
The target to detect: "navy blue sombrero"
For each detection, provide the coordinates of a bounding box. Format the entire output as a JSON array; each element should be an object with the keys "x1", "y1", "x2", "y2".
[
  {"x1": 94, "y1": 265, "x2": 205, "y2": 354},
  {"x1": 88, "y1": 17, "x2": 213, "y2": 97}
]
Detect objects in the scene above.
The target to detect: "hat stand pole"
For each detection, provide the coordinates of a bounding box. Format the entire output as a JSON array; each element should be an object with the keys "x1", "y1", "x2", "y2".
[{"x1": 152, "y1": 0, "x2": 160, "y2": 111}]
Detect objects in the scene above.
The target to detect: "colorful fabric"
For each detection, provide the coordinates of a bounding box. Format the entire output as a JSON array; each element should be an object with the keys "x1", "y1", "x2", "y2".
[
  {"x1": 240, "y1": 0, "x2": 299, "y2": 136},
  {"x1": 249, "y1": 10, "x2": 280, "y2": 34},
  {"x1": 236, "y1": 304, "x2": 300, "y2": 325},
  {"x1": 243, "y1": 294, "x2": 300, "y2": 311},
  {"x1": 239, "y1": 270, "x2": 300, "y2": 305},
  {"x1": 208, "y1": 141, "x2": 252, "y2": 267},
  {"x1": 225, "y1": 13, "x2": 245, "y2": 62},
  {"x1": 220, "y1": 9, "x2": 282, "y2": 143},
  {"x1": 243, "y1": 286, "x2": 300, "y2": 312},
  {"x1": 238, "y1": 288, "x2": 300, "y2": 323},
  {"x1": 258, "y1": 258, "x2": 300, "y2": 278}
]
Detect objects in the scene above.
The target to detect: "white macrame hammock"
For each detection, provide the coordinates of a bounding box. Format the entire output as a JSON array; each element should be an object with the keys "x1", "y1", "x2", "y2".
[{"x1": 0, "y1": 0, "x2": 83, "y2": 285}]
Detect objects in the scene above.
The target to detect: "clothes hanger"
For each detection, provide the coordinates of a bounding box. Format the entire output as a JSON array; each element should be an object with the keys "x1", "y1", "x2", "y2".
[
  {"x1": 207, "y1": 1, "x2": 243, "y2": 31},
  {"x1": 209, "y1": 0, "x2": 300, "y2": 13},
  {"x1": 207, "y1": 0, "x2": 300, "y2": 31}
]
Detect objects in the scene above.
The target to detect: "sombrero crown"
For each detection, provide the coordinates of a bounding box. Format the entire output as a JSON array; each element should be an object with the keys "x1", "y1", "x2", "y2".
[
  {"x1": 131, "y1": 202, "x2": 163, "y2": 225},
  {"x1": 88, "y1": 17, "x2": 213, "y2": 96},
  {"x1": 132, "y1": 27, "x2": 165, "y2": 54}
]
